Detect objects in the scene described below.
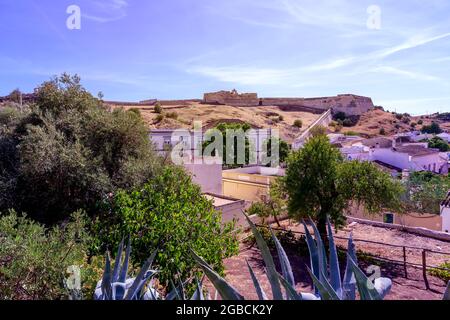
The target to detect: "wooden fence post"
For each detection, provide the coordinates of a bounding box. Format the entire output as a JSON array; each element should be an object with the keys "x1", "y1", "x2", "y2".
[
  {"x1": 422, "y1": 250, "x2": 430, "y2": 290},
  {"x1": 403, "y1": 246, "x2": 408, "y2": 279}
]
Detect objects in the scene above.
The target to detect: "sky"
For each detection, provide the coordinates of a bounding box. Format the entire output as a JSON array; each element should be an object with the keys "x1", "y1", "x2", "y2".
[{"x1": 0, "y1": 0, "x2": 450, "y2": 115}]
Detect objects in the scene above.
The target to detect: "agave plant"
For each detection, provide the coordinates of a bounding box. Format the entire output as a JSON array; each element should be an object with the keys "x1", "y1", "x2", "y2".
[
  {"x1": 94, "y1": 217, "x2": 450, "y2": 301},
  {"x1": 94, "y1": 237, "x2": 159, "y2": 300},
  {"x1": 193, "y1": 215, "x2": 394, "y2": 300}
]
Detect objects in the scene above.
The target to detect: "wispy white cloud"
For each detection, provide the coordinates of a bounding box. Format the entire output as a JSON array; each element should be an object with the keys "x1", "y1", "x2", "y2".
[
  {"x1": 368, "y1": 66, "x2": 440, "y2": 81},
  {"x1": 82, "y1": 0, "x2": 129, "y2": 23}
]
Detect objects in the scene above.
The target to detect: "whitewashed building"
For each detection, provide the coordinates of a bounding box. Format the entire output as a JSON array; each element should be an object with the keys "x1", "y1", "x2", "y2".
[{"x1": 441, "y1": 192, "x2": 450, "y2": 233}]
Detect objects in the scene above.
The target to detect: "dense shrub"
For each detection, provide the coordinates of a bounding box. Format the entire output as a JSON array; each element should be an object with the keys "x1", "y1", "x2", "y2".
[
  {"x1": 0, "y1": 74, "x2": 162, "y2": 224},
  {"x1": 92, "y1": 166, "x2": 239, "y2": 286},
  {"x1": 428, "y1": 137, "x2": 450, "y2": 152},
  {"x1": 166, "y1": 111, "x2": 179, "y2": 120},
  {"x1": 430, "y1": 262, "x2": 450, "y2": 282},
  {"x1": 422, "y1": 122, "x2": 443, "y2": 134},
  {"x1": 154, "y1": 103, "x2": 162, "y2": 114},
  {"x1": 293, "y1": 119, "x2": 303, "y2": 128},
  {"x1": 0, "y1": 211, "x2": 90, "y2": 300}
]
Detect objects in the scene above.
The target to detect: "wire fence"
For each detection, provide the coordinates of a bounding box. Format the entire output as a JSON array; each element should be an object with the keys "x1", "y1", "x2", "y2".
[{"x1": 252, "y1": 224, "x2": 450, "y2": 290}]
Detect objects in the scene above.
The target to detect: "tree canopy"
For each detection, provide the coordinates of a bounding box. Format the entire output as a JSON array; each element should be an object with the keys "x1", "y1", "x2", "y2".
[
  {"x1": 283, "y1": 135, "x2": 404, "y2": 237},
  {"x1": 93, "y1": 166, "x2": 239, "y2": 285},
  {"x1": 0, "y1": 74, "x2": 162, "y2": 224}
]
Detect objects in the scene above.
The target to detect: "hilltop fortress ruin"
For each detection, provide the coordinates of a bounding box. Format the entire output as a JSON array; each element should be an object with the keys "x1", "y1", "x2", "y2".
[{"x1": 203, "y1": 90, "x2": 374, "y2": 116}]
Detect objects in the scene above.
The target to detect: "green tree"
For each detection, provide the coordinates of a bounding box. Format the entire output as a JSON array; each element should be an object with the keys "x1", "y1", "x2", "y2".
[
  {"x1": 0, "y1": 211, "x2": 90, "y2": 300},
  {"x1": 405, "y1": 172, "x2": 450, "y2": 214},
  {"x1": 283, "y1": 135, "x2": 404, "y2": 240},
  {"x1": 202, "y1": 122, "x2": 252, "y2": 169},
  {"x1": 247, "y1": 178, "x2": 287, "y2": 227},
  {"x1": 428, "y1": 137, "x2": 450, "y2": 152},
  {"x1": 422, "y1": 122, "x2": 443, "y2": 134},
  {"x1": 263, "y1": 137, "x2": 290, "y2": 166},
  {"x1": 93, "y1": 166, "x2": 239, "y2": 285},
  {"x1": 0, "y1": 74, "x2": 162, "y2": 224}
]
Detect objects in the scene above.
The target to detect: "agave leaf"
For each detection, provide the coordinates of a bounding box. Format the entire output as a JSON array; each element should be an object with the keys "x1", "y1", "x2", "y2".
[
  {"x1": 101, "y1": 252, "x2": 112, "y2": 300},
  {"x1": 302, "y1": 220, "x2": 320, "y2": 294},
  {"x1": 342, "y1": 233, "x2": 357, "y2": 300},
  {"x1": 306, "y1": 266, "x2": 340, "y2": 300},
  {"x1": 326, "y1": 218, "x2": 342, "y2": 298},
  {"x1": 347, "y1": 256, "x2": 382, "y2": 300},
  {"x1": 124, "y1": 250, "x2": 157, "y2": 300},
  {"x1": 135, "y1": 270, "x2": 159, "y2": 300},
  {"x1": 271, "y1": 228, "x2": 295, "y2": 288},
  {"x1": 119, "y1": 236, "x2": 131, "y2": 283},
  {"x1": 443, "y1": 282, "x2": 450, "y2": 300},
  {"x1": 246, "y1": 260, "x2": 268, "y2": 300},
  {"x1": 374, "y1": 277, "x2": 392, "y2": 299},
  {"x1": 245, "y1": 214, "x2": 283, "y2": 300},
  {"x1": 191, "y1": 277, "x2": 205, "y2": 300},
  {"x1": 111, "y1": 238, "x2": 125, "y2": 283},
  {"x1": 308, "y1": 219, "x2": 328, "y2": 282},
  {"x1": 111, "y1": 282, "x2": 127, "y2": 300},
  {"x1": 167, "y1": 280, "x2": 182, "y2": 300},
  {"x1": 277, "y1": 273, "x2": 302, "y2": 300},
  {"x1": 300, "y1": 293, "x2": 321, "y2": 300},
  {"x1": 192, "y1": 250, "x2": 244, "y2": 300}
]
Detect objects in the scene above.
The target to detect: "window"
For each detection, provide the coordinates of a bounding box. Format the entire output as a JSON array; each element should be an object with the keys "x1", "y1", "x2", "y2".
[{"x1": 384, "y1": 213, "x2": 394, "y2": 224}]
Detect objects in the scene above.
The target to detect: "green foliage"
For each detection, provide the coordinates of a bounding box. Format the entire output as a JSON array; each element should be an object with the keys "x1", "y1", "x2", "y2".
[
  {"x1": 93, "y1": 166, "x2": 239, "y2": 286},
  {"x1": 166, "y1": 111, "x2": 179, "y2": 120},
  {"x1": 293, "y1": 119, "x2": 303, "y2": 128},
  {"x1": 0, "y1": 74, "x2": 162, "y2": 224},
  {"x1": 263, "y1": 137, "x2": 290, "y2": 166},
  {"x1": 8, "y1": 89, "x2": 22, "y2": 104},
  {"x1": 428, "y1": 137, "x2": 450, "y2": 152},
  {"x1": 422, "y1": 122, "x2": 443, "y2": 134},
  {"x1": 344, "y1": 131, "x2": 359, "y2": 136},
  {"x1": 283, "y1": 136, "x2": 404, "y2": 237},
  {"x1": 202, "y1": 122, "x2": 253, "y2": 169},
  {"x1": 429, "y1": 262, "x2": 450, "y2": 282},
  {"x1": 310, "y1": 125, "x2": 327, "y2": 137},
  {"x1": 0, "y1": 211, "x2": 90, "y2": 300},
  {"x1": 155, "y1": 113, "x2": 165, "y2": 123},
  {"x1": 247, "y1": 178, "x2": 287, "y2": 225},
  {"x1": 154, "y1": 103, "x2": 162, "y2": 114},
  {"x1": 379, "y1": 128, "x2": 386, "y2": 135},
  {"x1": 405, "y1": 172, "x2": 450, "y2": 214}
]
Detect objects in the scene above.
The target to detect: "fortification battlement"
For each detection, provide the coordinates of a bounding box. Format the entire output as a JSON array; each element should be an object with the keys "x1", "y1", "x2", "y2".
[{"x1": 203, "y1": 90, "x2": 374, "y2": 116}]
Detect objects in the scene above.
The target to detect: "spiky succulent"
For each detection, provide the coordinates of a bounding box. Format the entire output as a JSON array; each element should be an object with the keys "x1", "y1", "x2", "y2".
[
  {"x1": 95, "y1": 216, "x2": 450, "y2": 301},
  {"x1": 94, "y1": 237, "x2": 159, "y2": 300}
]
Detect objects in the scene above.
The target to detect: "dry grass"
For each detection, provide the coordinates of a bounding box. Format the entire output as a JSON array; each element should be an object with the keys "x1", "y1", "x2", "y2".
[{"x1": 110, "y1": 102, "x2": 321, "y2": 143}]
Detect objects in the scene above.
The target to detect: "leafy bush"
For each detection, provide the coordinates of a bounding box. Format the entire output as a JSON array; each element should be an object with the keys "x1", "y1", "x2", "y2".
[
  {"x1": 429, "y1": 262, "x2": 450, "y2": 282},
  {"x1": 0, "y1": 74, "x2": 162, "y2": 224},
  {"x1": 0, "y1": 211, "x2": 90, "y2": 300},
  {"x1": 428, "y1": 137, "x2": 449, "y2": 152},
  {"x1": 93, "y1": 166, "x2": 239, "y2": 286},
  {"x1": 422, "y1": 122, "x2": 443, "y2": 134},
  {"x1": 293, "y1": 120, "x2": 303, "y2": 128},
  {"x1": 418, "y1": 120, "x2": 424, "y2": 125},
  {"x1": 379, "y1": 128, "x2": 386, "y2": 135},
  {"x1": 166, "y1": 111, "x2": 178, "y2": 120},
  {"x1": 155, "y1": 113, "x2": 165, "y2": 123}
]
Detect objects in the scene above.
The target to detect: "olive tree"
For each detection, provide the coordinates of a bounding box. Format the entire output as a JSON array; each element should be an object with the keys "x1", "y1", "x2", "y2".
[{"x1": 283, "y1": 135, "x2": 404, "y2": 240}]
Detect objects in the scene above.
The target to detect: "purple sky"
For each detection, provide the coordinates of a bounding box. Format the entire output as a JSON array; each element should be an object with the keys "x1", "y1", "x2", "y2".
[{"x1": 1, "y1": 0, "x2": 450, "y2": 114}]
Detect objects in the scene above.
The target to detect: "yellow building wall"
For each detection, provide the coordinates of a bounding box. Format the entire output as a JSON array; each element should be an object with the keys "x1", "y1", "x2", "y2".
[
  {"x1": 349, "y1": 205, "x2": 442, "y2": 231},
  {"x1": 222, "y1": 171, "x2": 278, "y2": 202}
]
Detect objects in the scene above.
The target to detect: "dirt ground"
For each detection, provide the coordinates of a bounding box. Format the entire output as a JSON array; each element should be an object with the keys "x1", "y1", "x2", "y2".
[
  {"x1": 111, "y1": 102, "x2": 320, "y2": 143},
  {"x1": 341, "y1": 108, "x2": 450, "y2": 137},
  {"x1": 222, "y1": 221, "x2": 450, "y2": 300}
]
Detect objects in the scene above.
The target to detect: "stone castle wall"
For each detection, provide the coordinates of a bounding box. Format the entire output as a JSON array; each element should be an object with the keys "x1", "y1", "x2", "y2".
[{"x1": 203, "y1": 90, "x2": 374, "y2": 116}]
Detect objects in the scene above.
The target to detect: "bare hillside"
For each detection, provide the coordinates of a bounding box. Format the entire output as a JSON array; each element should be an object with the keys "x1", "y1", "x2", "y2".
[{"x1": 110, "y1": 102, "x2": 321, "y2": 143}]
